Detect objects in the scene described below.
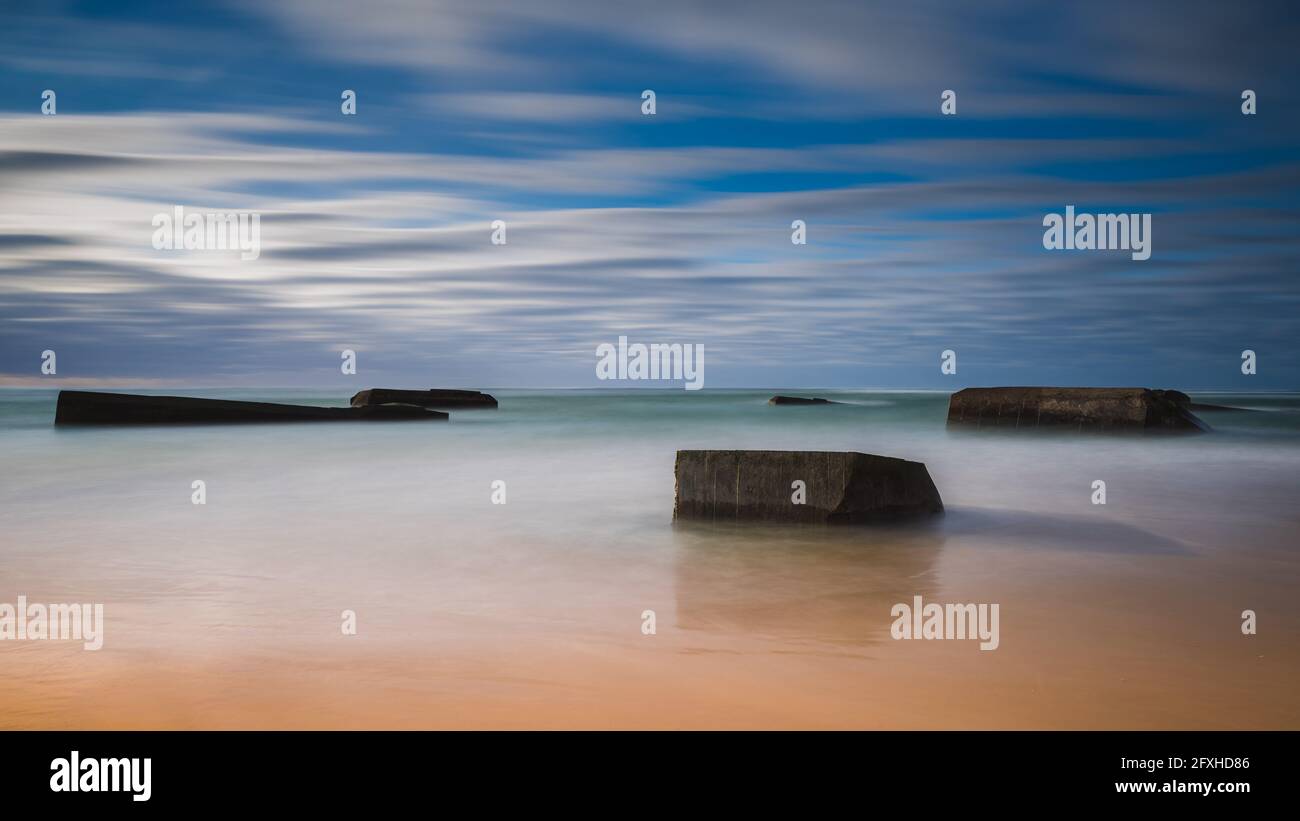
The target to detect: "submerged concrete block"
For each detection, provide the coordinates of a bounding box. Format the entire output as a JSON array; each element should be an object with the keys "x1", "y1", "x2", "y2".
[
  {"x1": 350, "y1": 388, "x2": 498, "y2": 410},
  {"x1": 673, "y1": 450, "x2": 943, "y2": 524},
  {"x1": 946, "y1": 387, "x2": 1207, "y2": 432},
  {"x1": 768, "y1": 395, "x2": 837, "y2": 405},
  {"x1": 55, "y1": 391, "x2": 447, "y2": 425}
]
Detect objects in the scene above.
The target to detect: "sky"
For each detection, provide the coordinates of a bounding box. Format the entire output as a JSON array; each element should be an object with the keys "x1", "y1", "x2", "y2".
[{"x1": 1, "y1": 0, "x2": 1298, "y2": 390}]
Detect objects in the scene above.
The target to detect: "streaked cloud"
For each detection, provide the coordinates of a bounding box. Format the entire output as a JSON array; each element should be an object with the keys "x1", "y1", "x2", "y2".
[{"x1": 0, "y1": 2, "x2": 1296, "y2": 388}]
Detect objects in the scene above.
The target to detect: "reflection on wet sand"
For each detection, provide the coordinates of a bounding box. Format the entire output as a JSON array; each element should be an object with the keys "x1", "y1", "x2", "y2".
[
  {"x1": 673, "y1": 520, "x2": 946, "y2": 646},
  {"x1": 939, "y1": 507, "x2": 1191, "y2": 556}
]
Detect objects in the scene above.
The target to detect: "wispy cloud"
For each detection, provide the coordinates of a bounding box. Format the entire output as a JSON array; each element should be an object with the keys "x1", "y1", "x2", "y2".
[{"x1": 0, "y1": 2, "x2": 1297, "y2": 388}]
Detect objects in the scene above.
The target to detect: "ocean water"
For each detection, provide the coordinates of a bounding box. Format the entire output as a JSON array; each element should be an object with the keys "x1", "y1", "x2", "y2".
[{"x1": 2, "y1": 388, "x2": 1299, "y2": 728}]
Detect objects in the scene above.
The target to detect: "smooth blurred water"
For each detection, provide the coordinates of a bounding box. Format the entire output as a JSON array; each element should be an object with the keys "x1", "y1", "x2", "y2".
[
  {"x1": 5, "y1": 387, "x2": 1299, "y2": 542},
  {"x1": 1, "y1": 387, "x2": 1298, "y2": 728}
]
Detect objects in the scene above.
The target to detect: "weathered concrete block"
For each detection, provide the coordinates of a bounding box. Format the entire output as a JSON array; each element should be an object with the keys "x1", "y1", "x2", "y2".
[
  {"x1": 673, "y1": 450, "x2": 943, "y2": 524},
  {"x1": 946, "y1": 387, "x2": 1208, "y2": 432},
  {"x1": 351, "y1": 388, "x2": 498, "y2": 409},
  {"x1": 768, "y1": 395, "x2": 837, "y2": 405},
  {"x1": 55, "y1": 391, "x2": 447, "y2": 425}
]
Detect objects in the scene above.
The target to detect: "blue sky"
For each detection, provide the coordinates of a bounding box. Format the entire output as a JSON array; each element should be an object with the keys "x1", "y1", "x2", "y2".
[{"x1": 1, "y1": 0, "x2": 1297, "y2": 389}]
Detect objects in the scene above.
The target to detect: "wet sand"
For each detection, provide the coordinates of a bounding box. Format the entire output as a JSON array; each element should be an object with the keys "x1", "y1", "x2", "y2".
[{"x1": 2, "y1": 508, "x2": 1296, "y2": 729}]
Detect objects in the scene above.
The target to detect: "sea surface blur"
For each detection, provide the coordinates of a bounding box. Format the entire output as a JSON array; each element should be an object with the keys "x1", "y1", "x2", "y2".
[{"x1": 2, "y1": 388, "x2": 1298, "y2": 728}]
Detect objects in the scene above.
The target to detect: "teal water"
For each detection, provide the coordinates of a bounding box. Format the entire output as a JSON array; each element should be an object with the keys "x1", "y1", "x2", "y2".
[
  {"x1": 3, "y1": 388, "x2": 1299, "y2": 530},
  {"x1": 2, "y1": 388, "x2": 1299, "y2": 728}
]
